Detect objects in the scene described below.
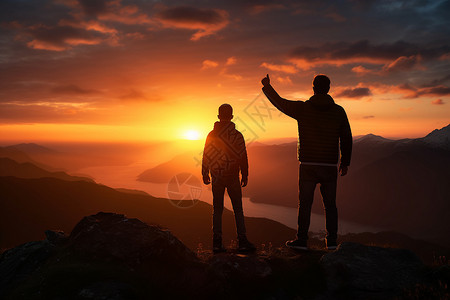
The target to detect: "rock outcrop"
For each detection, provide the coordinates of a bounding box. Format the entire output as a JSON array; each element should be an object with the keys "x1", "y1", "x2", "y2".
[
  {"x1": 320, "y1": 242, "x2": 425, "y2": 299},
  {"x1": 0, "y1": 212, "x2": 208, "y2": 299},
  {"x1": 1, "y1": 213, "x2": 448, "y2": 299}
]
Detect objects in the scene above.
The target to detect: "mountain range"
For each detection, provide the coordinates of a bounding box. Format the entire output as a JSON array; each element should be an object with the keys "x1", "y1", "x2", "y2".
[
  {"x1": 1, "y1": 138, "x2": 449, "y2": 264},
  {"x1": 0, "y1": 157, "x2": 93, "y2": 182}
]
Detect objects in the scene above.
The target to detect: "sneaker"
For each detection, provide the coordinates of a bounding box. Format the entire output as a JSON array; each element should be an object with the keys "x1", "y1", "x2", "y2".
[
  {"x1": 286, "y1": 239, "x2": 308, "y2": 250},
  {"x1": 213, "y1": 238, "x2": 226, "y2": 254},
  {"x1": 213, "y1": 245, "x2": 227, "y2": 254},
  {"x1": 238, "y1": 238, "x2": 256, "y2": 253},
  {"x1": 326, "y1": 239, "x2": 337, "y2": 250}
]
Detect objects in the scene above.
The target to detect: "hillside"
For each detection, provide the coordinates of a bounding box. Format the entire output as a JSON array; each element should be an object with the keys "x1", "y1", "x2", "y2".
[
  {"x1": 137, "y1": 152, "x2": 197, "y2": 183},
  {"x1": 339, "y1": 146, "x2": 450, "y2": 244},
  {"x1": 0, "y1": 145, "x2": 55, "y2": 171},
  {"x1": 0, "y1": 176, "x2": 295, "y2": 252},
  {"x1": 2, "y1": 142, "x2": 143, "y2": 172},
  {"x1": 0, "y1": 157, "x2": 93, "y2": 182}
]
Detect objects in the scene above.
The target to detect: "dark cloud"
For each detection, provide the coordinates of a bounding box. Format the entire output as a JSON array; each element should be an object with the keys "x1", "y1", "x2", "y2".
[
  {"x1": 51, "y1": 84, "x2": 98, "y2": 95},
  {"x1": 118, "y1": 89, "x2": 162, "y2": 102},
  {"x1": 395, "y1": 83, "x2": 450, "y2": 98},
  {"x1": 248, "y1": 3, "x2": 286, "y2": 15},
  {"x1": 119, "y1": 89, "x2": 147, "y2": 101},
  {"x1": 155, "y1": 6, "x2": 229, "y2": 40},
  {"x1": 78, "y1": 0, "x2": 108, "y2": 16},
  {"x1": 363, "y1": 115, "x2": 375, "y2": 119},
  {"x1": 423, "y1": 74, "x2": 450, "y2": 87},
  {"x1": 431, "y1": 99, "x2": 445, "y2": 105},
  {"x1": 418, "y1": 86, "x2": 450, "y2": 96},
  {"x1": 0, "y1": 102, "x2": 88, "y2": 123},
  {"x1": 157, "y1": 6, "x2": 226, "y2": 25},
  {"x1": 382, "y1": 55, "x2": 421, "y2": 72},
  {"x1": 335, "y1": 87, "x2": 372, "y2": 98},
  {"x1": 289, "y1": 40, "x2": 449, "y2": 65},
  {"x1": 397, "y1": 83, "x2": 417, "y2": 91},
  {"x1": 291, "y1": 40, "x2": 415, "y2": 60},
  {"x1": 24, "y1": 24, "x2": 103, "y2": 51},
  {"x1": 0, "y1": 0, "x2": 71, "y2": 25}
]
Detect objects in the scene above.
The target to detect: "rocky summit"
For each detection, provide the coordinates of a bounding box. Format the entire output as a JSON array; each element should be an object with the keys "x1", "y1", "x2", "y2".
[{"x1": 0, "y1": 212, "x2": 448, "y2": 300}]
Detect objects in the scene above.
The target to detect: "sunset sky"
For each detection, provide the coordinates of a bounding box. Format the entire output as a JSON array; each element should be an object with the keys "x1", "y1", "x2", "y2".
[{"x1": 1, "y1": 0, "x2": 449, "y2": 143}]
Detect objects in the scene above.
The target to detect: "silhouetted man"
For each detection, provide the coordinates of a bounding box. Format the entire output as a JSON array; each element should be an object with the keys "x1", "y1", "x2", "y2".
[
  {"x1": 261, "y1": 74, "x2": 352, "y2": 250},
  {"x1": 202, "y1": 104, "x2": 256, "y2": 253}
]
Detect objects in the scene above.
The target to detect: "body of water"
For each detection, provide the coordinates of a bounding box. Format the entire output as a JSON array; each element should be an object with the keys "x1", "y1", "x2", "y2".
[{"x1": 78, "y1": 163, "x2": 380, "y2": 235}]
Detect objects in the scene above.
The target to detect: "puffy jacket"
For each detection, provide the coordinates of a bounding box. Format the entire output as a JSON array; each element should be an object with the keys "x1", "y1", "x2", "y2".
[
  {"x1": 202, "y1": 121, "x2": 249, "y2": 179},
  {"x1": 263, "y1": 84, "x2": 352, "y2": 166}
]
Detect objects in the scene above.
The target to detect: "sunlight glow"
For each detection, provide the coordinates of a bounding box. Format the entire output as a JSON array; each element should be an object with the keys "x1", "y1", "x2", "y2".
[{"x1": 183, "y1": 130, "x2": 201, "y2": 140}]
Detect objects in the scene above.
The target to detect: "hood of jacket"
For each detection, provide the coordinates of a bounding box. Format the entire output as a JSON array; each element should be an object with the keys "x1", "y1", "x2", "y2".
[
  {"x1": 307, "y1": 94, "x2": 335, "y2": 111},
  {"x1": 213, "y1": 121, "x2": 236, "y2": 132}
]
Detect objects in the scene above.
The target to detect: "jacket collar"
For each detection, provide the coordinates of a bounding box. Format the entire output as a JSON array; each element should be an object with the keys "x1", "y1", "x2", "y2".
[
  {"x1": 307, "y1": 94, "x2": 335, "y2": 111},
  {"x1": 213, "y1": 121, "x2": 236, "y2": 131}
]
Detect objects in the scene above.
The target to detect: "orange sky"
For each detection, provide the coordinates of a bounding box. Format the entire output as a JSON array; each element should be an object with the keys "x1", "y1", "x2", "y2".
[{"x1": 0, "y1": 0, "x2": 449, "y2": 143}]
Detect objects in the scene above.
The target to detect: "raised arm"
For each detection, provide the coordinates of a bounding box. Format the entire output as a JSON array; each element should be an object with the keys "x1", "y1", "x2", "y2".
[{"x1": 261, "y1": 74, "x2": 301, "y2": 119}]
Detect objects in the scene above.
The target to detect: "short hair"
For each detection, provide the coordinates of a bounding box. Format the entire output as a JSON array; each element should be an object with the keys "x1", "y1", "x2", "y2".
[
  {"x1": 218, "y1": 103, "x2": 233, "y2": 119},
  {"x1": 313, "y1": 75, "x2": 330, "y2": 94}
]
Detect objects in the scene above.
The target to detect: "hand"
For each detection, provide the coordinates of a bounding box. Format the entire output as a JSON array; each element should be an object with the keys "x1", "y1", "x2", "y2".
[
  {"x1": 261, "y1": 74, "x2": 270, "y2": 86},
  {"x1": 339, "y1": 165, "x2": 348, "y2": 176},
  {"x1": 241, "y1": 176, "x2": 248, "y2": 187},
  {"x1": 203, "y1": 175, "x2": 211, "y2": 185}
]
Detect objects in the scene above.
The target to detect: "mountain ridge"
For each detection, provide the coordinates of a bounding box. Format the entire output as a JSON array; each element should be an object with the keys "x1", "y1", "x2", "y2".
[
  {"x1": 0, "y1": 176, "x2": 295, "y2": 252},
  {"x1": 0, "y1": 157, "x2": 93, "y2": 182}
]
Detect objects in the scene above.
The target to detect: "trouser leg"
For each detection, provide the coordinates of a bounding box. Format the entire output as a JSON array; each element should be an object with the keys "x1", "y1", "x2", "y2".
[
  {"x1": 212, "y1": 180, "x2": 225, "y2": 240},
  {"x1": 297, "y1": 165, "x2": 316, "y2": 241},
  {"x1": 320, "y1": 169, "x2": 338, "y2": 241},
  {"x1": 227, "y1": 177, "x2": 246, "y2": 239}
]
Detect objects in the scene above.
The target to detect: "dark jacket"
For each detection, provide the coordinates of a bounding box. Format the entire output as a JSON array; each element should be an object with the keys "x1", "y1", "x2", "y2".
[
  {"x1": 263, "y1": 84, "x2": 352, "y2": 166},
  {"x1": 202, "y1": 121, "x2": 249, "y2": 179}
]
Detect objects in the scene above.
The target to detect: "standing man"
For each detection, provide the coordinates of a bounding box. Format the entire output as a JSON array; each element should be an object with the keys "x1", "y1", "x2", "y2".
[
  {"x1": 261, "y1": 74, "x2": 352, "y2": 250},
  {"x1": 202, "y1": 104, "x2": 256, "y2": 253}
]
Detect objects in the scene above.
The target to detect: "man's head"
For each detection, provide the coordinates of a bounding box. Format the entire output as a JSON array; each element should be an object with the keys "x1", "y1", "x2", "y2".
[
  {"x1": 218, "y1": 103, "x2": 233, "y2": 121},
  {"x1": 313, "y1": 75, "x2": 330, "y2": 95}
]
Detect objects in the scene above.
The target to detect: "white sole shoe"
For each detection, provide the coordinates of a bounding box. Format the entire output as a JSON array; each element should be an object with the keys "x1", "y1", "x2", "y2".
[{"x1": 285, "y1": 241, "x2": 308, "y2": 251}]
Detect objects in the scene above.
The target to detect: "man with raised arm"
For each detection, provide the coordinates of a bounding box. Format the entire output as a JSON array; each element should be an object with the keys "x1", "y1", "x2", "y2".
[{"x1": 261, "y1": 74, "x2": 352, "y2": 250}]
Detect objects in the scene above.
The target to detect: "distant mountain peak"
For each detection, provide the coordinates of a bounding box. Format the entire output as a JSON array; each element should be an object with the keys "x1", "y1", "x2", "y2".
[
  {"x1": 357, "y1": 133, "x2": 392, "y2": 143},
  {"x1": 421, "y1": 124, "x2": 450, "y2": 149},
  {"x1": 8, "y1": 143, "x2": 57, "y2": 154}
]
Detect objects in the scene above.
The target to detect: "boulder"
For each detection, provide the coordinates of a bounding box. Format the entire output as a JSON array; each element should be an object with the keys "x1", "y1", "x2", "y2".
[
  {"x1": 67, "y1": 212, "x2": 199, "y2": 267},
  {"x1": 0, "y1": 212, "x2": 209, "y2": 299},
  {"x1": 0, "y1": 240, "x2": 55, "y2": 299},
  {"x1": 320, "y1": 242, "x2": 425, "y2": 299}
]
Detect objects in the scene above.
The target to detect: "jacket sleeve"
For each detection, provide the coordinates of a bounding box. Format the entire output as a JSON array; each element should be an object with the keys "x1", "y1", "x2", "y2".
[
  {"x1": 262, "y1": 84, "x2": 302, "y2": 119},
  {"x1": 339, "y1": 109, "x2": 352, "y2": 166},
  {"x1": 238, "y1": 133, "x2": 249, "y2": 178},
  {"x1": 202, "y1": 133, "x2": 212, "y2": 178}
]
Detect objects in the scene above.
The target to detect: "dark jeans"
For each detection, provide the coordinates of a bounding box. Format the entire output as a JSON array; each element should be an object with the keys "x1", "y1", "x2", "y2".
[
  {"x1": 212, "y1": 175, "x2": 246, "y2": 241},
  {"x1": 297, "y1": 164, "x2": 338, "y2": 242}
]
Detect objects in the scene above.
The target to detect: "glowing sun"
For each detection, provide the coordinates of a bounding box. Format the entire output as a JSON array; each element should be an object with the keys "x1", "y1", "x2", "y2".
[{"x1": 183, "y1": 129, "x2": 201, "y2": 140}]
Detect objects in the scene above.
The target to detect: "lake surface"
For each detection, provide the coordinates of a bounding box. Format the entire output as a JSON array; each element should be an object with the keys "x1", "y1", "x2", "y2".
[{"x1": 78, "y1": 162, "x2": 380, "y2": 235}]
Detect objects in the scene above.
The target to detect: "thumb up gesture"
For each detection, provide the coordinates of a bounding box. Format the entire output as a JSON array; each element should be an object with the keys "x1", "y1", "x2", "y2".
[{"x1": 261, "y1": 74, "x2": 270, "y2": 86}]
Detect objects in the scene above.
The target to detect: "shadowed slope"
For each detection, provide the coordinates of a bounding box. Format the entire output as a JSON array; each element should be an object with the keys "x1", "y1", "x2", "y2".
[{"x1": 0, "y1": 176, "x2": 295, "y2": 251}]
